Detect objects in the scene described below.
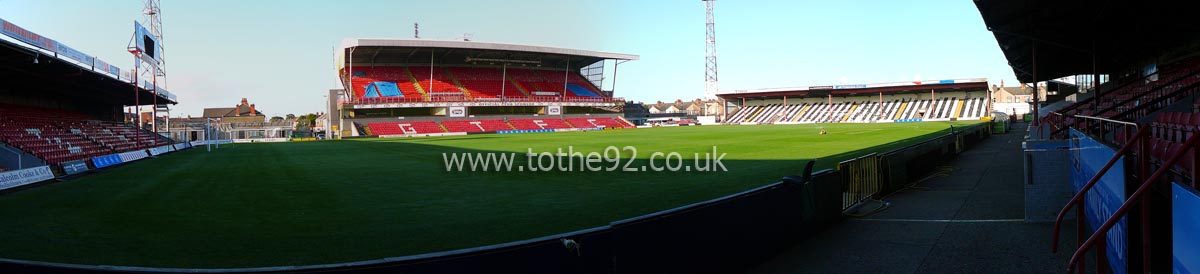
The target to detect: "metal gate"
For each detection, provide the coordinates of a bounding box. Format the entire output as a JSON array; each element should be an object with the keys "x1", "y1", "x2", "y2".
[{"x1": 839, "y1": 153, "x2": 881, "y2": 210}]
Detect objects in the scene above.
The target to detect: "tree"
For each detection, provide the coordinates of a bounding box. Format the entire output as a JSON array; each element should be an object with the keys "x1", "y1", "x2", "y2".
[
  {"x1": 286, "y1": 114, "x2": 296, "y2": 120},
  {"x1": 270, "y1": 116, "x2": 284, "y2": 123},
  {"x1": 293, "y1": 113, "x2": 320, "y2": 131}
]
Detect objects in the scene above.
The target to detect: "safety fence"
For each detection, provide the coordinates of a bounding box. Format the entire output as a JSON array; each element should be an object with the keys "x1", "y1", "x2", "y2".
[{"x1": 839, "y1": 153, "x2": 881, "y2": 210}]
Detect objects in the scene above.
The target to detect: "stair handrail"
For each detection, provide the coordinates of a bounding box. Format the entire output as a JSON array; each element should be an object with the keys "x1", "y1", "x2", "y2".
[{"x1": 1065, "y1": 128, "x2": 1200, "y2": 272}]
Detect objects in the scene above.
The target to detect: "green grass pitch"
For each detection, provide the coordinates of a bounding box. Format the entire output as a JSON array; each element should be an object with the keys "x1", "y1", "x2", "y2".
[{"x1": 0, "y1": 122, "x2": 980, "y2": 268}]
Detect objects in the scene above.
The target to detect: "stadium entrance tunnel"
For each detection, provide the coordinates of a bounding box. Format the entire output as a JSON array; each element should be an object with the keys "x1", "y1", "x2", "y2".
[{"x1": 0, "y1": 123, "x2": 994, "y2": 273}]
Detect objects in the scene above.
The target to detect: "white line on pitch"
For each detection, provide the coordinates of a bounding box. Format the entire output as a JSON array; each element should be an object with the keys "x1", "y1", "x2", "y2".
[{"x1": 851, "y1": 218, "x2": 1025, "y2": 223}]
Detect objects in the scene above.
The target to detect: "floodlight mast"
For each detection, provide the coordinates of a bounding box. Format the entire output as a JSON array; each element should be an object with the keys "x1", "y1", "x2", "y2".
[
  {"x1": 128, "y1": 0, "x2": 167, "y2": 140},
  {"x1": 143, "y1": 0, "x2": 165, "y2": 136},
  {"x1": 143, "y1": 0, "x2": 164, "y2": 77},
  {"x1": 703, "y1": 0, "x2": 722, "y2": 121}
]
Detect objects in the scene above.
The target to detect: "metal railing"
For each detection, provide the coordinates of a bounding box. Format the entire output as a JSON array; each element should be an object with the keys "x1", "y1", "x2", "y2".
[
  {"x1": 1050, "y1": 125, "x2": 1144, "y2": 273},
  {"x1": 1064, "y1": 130, "x2": 1199, "y2": 273},
  {"x1": 839, "y1": 153, "x2": 881, "y2": 210},
  {"x1": 1044, "y1": 112, "x2": 1140, "y2": 143}
]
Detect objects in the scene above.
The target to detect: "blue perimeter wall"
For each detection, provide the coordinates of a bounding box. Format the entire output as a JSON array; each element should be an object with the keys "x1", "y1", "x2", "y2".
[{"x1": 1068, "y1": 129, "x2": 1128, "y2": 274}]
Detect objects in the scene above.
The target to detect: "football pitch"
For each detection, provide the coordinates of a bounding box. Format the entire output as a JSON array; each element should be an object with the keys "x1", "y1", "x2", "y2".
[{"x1": 0, "y1": 122, "x2": 981, "y2": 268}]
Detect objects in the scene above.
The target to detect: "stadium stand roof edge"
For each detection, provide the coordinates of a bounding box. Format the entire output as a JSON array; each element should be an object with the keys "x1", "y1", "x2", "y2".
[
  {"x1": 717, "y1": 78, "x2": 988, "y2": 99},
  {"x1": 0, "y1": 38, "x2": 174, "y2": 106},
  {"x1": 975, "y1": 0, "x2": 1200, "y2": 83},
  {"x1": 341, "y1": 38, "x2": 639, "y2": 61}
]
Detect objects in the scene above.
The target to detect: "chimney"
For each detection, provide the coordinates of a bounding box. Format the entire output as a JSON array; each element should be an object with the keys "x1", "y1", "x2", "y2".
[
  {"x1": 250, "y1": 104, "x2": 257, "y2": 116},
  {"x1": 241, "y1": 98, "x2": 248, "y2": 106},
  {"x1": 235, "y1": 105, "x2": 240, "y2": 116}
]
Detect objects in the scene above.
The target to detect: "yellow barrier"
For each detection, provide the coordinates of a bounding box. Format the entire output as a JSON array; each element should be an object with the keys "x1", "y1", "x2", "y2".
[{"x1": 838, "y1": 153, "x2": 881, "y2": 211}]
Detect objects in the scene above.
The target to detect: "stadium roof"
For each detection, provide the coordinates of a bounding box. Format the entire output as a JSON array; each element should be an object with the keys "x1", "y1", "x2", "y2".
[
  {"x1": 718, "y1": 78, "x2": 989, "y2": 99},
  {"x1": 975, "y1": 0, "x2": 1200, "y2": 83},
  {"x1": 0, "y1": 18, "x2": 174, "y2": 106},
  {"x1": 0, "y1": 38, "x2": 174, "y2": 106},
  {"x1": 337, "y1": 38, "x2": 638, "y2": 71}
]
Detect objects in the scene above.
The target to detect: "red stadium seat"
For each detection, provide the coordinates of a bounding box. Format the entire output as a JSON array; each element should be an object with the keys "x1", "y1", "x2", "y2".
[
  {"x1": 1059, "y1": 57, "x2": 1200, "y2": 122},
  {"x1": 348, "y1": 66, "x2": 613, "y2": 104},
  {"x1": 366, "y1": 121, "x2": 444, "y2": 135},
  {"x1": 350, "y1": 67, "x2": 425, "y2": 101},
  {"x1": 565, "y1": 117, "x2": 630, "y2": 129},
  {"x1": 447, "y1": 67, "x2": 523, "y2": 99},
  {"x1": 508, "y1": 118, "x2": 573, "y2": 130},
  {"x1": 0, "y1": 104, "x2": 169, "y2": 167},
  {"x1": 439, "y1": 120, "x2": 515, "y2": 133},
  {"x1": 1152, "y1": 138, "x2": 1170, "y2": 165}
]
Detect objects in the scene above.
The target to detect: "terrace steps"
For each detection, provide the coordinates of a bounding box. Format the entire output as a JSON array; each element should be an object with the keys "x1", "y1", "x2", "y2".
[
  {"x1": 745, "y1": 106, "x2": 767, "y2": 122},
  {"x1": 840, "y1": 103, "x2": 859, "y2": 122},
  {"x1": 793, "y1": 105, "x2": 813, "y2": 122},
  {"x1": 442, "y1": 67, "x2": 474, "y2": 100},
  {"x1": 507, "y1": 75, "x2": 531, "y2": 97},
  {"x1": 403, "y1": 67, "x2": 430, "y2": 100},
  {"x1": 893, "y1": 101, "x2": 909, "y2": 120},
  {"x1": 952, "y1": 99, "x2": 965, "y2": 118}
]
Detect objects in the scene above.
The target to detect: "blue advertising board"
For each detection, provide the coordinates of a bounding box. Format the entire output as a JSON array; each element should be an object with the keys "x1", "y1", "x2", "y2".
[
  {"x1": 496, "y1": 129, "x2": 556, "y2": 134},
  {"x1": 91, "y1": 154, "x2": 123, "y2": 169},
  {"x1": 1174, "y1": 183, "x2": 1200, "y2": 273},
  {"x1": 107, "y1": 64, "x2": 121, "y2": 77},
  {"x1": 94, "y1": 59, "x2": 120, "y2": 78},
  {"x1": 54, "y1": 43, "x2": 94, "y2": 66},
  {"x1": 1069, "y1": 129, "x2": 1128, "y2": 274}
]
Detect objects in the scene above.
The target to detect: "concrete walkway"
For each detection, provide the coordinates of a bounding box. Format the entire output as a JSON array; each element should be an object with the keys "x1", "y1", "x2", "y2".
[{"x1": 748, "y1": 123, "x2": 1084, "y2": 274}]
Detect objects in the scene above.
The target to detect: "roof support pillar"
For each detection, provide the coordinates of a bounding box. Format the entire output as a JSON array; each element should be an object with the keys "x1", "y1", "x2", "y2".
[
  {"x1": 348, "y1": 47, "x2": 355, "y2": 104},
  {"x1": 612, "y1": 60, "x2": 626, "y2": 99},
  {"x1": 501, "y1": 63, "x2": 507, "y2": 99},
  {"x1": 1092, "y1": 40, "x2": 1100, "y2": 114},
  {"x1": 1032, "y1": 39, "x2": 1039, "y2": 127},
  {"x1": 563, "y1": 58, "x2": 570, "y2": 101},
  {"x1": 429, "y1": 48, "x2": 435, "y2": 97}
]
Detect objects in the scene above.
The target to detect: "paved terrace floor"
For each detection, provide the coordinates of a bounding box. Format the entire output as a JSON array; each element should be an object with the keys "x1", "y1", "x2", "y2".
[{"x1": 749, "y1": 123, "x2": 1089, "y2": 274}]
